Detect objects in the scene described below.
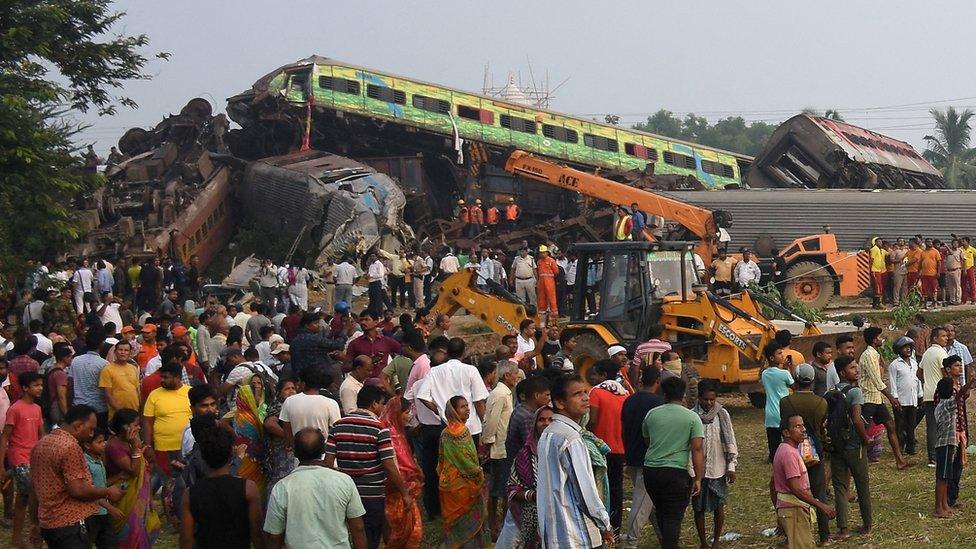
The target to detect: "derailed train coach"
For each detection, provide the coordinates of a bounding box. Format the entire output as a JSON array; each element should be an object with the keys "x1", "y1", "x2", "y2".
[{"x1": 747, "y1": 114, "x2": 944, "y2": 189}]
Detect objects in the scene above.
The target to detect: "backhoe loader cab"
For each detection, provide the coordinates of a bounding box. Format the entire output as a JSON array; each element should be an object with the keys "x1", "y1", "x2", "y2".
[
  {"x1": 569, "y1": 241, "x2": 699, "y2": 341},
  {"x1": 565, "y1": 241, "x2": 703, "y2": 374}
]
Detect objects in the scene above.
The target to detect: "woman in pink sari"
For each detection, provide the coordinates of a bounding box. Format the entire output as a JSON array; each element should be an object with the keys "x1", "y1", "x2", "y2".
[
  {"x1": 105, "y1": 408, "x2": 160, "y2": 549},
  {"x1": 380, "y1": 396, "x2": 424, "y2": 548}
]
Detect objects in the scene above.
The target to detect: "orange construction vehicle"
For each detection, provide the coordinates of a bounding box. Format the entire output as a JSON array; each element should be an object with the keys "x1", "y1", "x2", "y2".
[
  {"x1": 505, "y1": 150, "x2": 871, "y2": 309},
  {"x1": 505, "y1": 150, "x2": 731, "y2": 264}
]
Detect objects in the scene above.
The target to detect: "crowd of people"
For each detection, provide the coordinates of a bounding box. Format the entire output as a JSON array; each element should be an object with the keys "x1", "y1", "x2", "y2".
[
  {"x1": 3, "y1": 245, "x2": 976, "y2": 549},
  {"x1": 869, "y1": 236, "x2": 976, "y2": 309}
]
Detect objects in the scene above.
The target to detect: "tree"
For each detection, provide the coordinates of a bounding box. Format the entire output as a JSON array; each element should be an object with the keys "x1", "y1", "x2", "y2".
[
  {"x1": 923, "y1": 107, "x2": 976, "y2": 189},
  {"x1": 0, "y1": 1, "x2": 163, "y2": 275},
  {"x1": 633, "y1": 109, "x2": 776, "y2": 156}
]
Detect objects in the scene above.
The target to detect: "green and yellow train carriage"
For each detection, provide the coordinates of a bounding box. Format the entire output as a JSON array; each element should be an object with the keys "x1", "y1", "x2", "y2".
[{"x1": 268, "y1": 57, "x2": 744, "y2": 189}]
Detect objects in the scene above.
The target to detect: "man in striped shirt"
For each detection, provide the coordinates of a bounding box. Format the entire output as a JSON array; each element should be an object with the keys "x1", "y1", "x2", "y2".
[
  {"x1": 325, "y1": 385, "x2": 412, "y2": 549},
  {"x1": 537, "y1": 374, "x2": 613, "y2": 548}
]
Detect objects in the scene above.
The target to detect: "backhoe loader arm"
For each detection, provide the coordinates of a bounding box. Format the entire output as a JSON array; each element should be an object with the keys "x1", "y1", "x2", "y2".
[
  {"x1": 428, "y1": 270, "x2": 539, "y2": 337},
  {"x1": 505, "y1": 150, "x2": 721, "y2": 262}
]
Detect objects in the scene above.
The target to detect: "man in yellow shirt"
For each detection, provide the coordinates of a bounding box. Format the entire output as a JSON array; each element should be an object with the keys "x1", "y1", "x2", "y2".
[
  {"x1": 962, "y1": 236, "x2": 976, "y2": 304},
  {"x1": 869, "y1": 238, "x2": 889, "y2": 308},
  {"x1": 98, "y1": 341, "x2": 139, "y2": 420},
  {"x1": 857, "y1": 327, "x2": 909, "y2": 469},
  {"x1": 141, "y1": 361, "x2": 191, "y2": 484}
]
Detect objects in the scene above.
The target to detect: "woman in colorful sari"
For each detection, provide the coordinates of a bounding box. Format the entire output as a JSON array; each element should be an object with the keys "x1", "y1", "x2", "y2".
[
  {"x1": 105, "y1": 408, "x2": 161, "y2": 549},
  {"x1": 580, "y1": 413, "x2": 611, "y2": 511},
  {"x1": 233, "y1": 373, "x2": 268, "y2": 498},
  {"x1": 438, "y1": 395, "x2": 490, "y2": 548},
  {"x1": 380, "y1": 396, "x2": 424, "y2": 548},
  {"x1": 507, "y1": 405, "x2": 554, "y2": 549},
  {"x1": 263, "y1": 378, "x2": 297, "y2": 492}
]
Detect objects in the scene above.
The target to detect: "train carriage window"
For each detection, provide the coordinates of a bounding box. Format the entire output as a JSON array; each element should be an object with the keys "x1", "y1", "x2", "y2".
[
  {"x1": 366, "y1": 84, "x2": 406, "y2": 105},
  {"x1": 318, "y1": 76, "x2": 360, "y2": 95},
  {"x1": 457, "y1": 105, "x2": 494, "y2": 124},
  {"x1": 412, "y1": 95, "x2": 451, "y2": 114},
  {"x1": 624, "y1": 143, "x2": 659, "y2": 161},
  {"x1": 500, "y1": 114, "x2": 537, "y2": 134},
  {"x1": 663, "y1": 151, "x2": 696, "y2": 169},
  {"x1": 700, "y1": 159, "x2": 735, "y2": 178},
  {"x1": 542, "y1": 124, "x2": 579, "y2": 143},
  {"x1": 583, "y1": 134, "x2": 618, "y2": 152}
]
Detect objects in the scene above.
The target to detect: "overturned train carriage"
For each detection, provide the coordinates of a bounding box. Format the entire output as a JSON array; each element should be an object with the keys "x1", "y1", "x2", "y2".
[
  {"x1": 747, "y1": 114, "x2": 944, "y2": 189},
  {"x1": 240, "y1": 150, "x2": 413, "y2": 265}
]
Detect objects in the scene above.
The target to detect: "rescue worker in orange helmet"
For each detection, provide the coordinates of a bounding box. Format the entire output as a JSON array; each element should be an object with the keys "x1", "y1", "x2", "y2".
[
  {"x1": 505, "y1": 197, "x2": 520, "y2": 232},
  {"x1": 469, "y1": 198, "x2": 485, "y2": 237},
  {"x1": 536, "y1": 244, "x2": 560, "y2": 323}
]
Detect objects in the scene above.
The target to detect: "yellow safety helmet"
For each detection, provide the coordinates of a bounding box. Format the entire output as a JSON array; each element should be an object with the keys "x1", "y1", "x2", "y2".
[
  {"x1": 475, "y1": 199, "x2": 482, "y2": 204},
  {"x1": 458, "y1": 199, "x2": 465, "y2": 205},
  {"x1": 508, "y1": 197, "x2": 515, "y2": 202},
  {"x1": 538, "y1": 245, "x2": 549, "y2": 253}
]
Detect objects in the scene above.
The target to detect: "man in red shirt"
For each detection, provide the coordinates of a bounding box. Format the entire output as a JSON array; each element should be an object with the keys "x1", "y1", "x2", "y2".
[
  {"x1": 536, "y1": 245, "x2": 560, "y2": 324},
  {"x1": 346, "y1": 310, "x2": 402, "y2": 383},
  {"x1": 7, "y1": 337, "x2": 39, "y2": 401},
  {"x1": 0, "y1": 372, "x2": 45, "y2": 547},
  {"x1": 587, "y1": 359, "x2": 630, "y2": 533}
]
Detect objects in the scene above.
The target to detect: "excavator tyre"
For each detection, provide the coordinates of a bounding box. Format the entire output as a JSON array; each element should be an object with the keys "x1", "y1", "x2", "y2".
[
  {"x1": 783, "y1": 260, "x2": 836, "y2": 310},
  {"x1": 569, "y1": 331, "x2": 610, "y2": 380}
]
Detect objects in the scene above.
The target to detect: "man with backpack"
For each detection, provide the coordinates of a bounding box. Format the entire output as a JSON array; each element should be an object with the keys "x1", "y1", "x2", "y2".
[
  {"x1": 779, "y1": 363, "x2": 832, "y2": 545},
  {"x1": 826, "y1": 355, "x2": 873, "y2": 540}
]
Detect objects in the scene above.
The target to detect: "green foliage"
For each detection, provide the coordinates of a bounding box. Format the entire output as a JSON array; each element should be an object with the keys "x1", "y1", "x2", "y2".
[
  {"x1": 890, "y1": 288, "x2": 923, "y2": 328},
  {"x1": 924, "y1": 107, "x2": 976, "y2": 189},
  {"x1": 788, "y1": 300, "x2": 826, "y2": 323},
  {"x1": 748, "y1": 281, "x2": 825, "y2": 323},
  {"x1": 633, "y1": 109, "x2": 777, "y2": 156},
  {"x1": 0, "y1": 0, "x2": 162, "y2": 275}
]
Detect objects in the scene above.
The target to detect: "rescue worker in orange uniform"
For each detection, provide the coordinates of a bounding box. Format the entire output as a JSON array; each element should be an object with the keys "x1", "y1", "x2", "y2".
[
  {"x1": 613, "y1": 205, "x2": 633, "y2": 241},
  {"x1": 505, "y1": 197, "x2": 520, "y2": 232},
  {"x1": 455, "y1": 199, "x2": 471, "y2": 235},
  {"x1": 486, "y1": 203, "x2": 500, "y2": 233},
  {"x1": 536, "y1": 244, "x2": 559, "y2": 324},
  {"x1": 469, "y1": 198, "x2": 485, "y2": 237}
]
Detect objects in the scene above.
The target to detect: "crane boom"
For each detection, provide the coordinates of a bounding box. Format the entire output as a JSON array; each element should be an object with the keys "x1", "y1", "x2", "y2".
[{"x1": 505, "y1": 150, "x2": 727, "y2": 263}]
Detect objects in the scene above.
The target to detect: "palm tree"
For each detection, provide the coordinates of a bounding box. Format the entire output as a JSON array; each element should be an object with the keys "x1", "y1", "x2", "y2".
[{"x1": 923, "y1": 107, "x2": 976, "y2": 188}]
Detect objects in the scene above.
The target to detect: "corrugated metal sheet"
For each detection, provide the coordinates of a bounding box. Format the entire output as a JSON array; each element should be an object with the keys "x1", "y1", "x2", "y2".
[{"x1": 659, "y1": 189, "x2": 976, "y2": 251}]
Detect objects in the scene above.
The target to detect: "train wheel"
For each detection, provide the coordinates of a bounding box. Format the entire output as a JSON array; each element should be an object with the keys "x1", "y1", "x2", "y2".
[
  {"x1": 784, "y1": 261, "x2": 835, "y2": 310},
  {"x1": 569, "y1": 331, "x2": 609, "y2": 381}
]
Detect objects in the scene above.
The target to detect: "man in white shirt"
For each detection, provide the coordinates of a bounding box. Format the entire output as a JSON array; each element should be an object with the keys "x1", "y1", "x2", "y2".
[
  {"x1": 888, "y1": 336, "x2": 921, "y2": 456},
  {"x1": 922, "y1": 326, "x2": 950, "y2": 465},
  {"x1": 944, "y1": 323, "x2": 973, "y2": 384},
  {"x1": 72, "y1": 259, "x2": 94, "y2": 314},
  {"x1": 339, "y1": 355, "x2": 370, "y2": 414},
  {"x1": 416, "y1": 337, "x2": 489, "y2": 436},
  {"x1": 279, "y1": 363, "x2": 341, "y2": 438},
  {"x1": 366, "y1": 253, "x2": 388, "y2": 315},
  {"x1": 334, "y1": 257, "x2": 357, "y2": 306},
  {"x1": 440, "y1": 250, "x2": 460, "y2": 275},
  {"x1": 476, "y1": 250, "x2": 495, "y2": 291},
  {"x1": 511, "y1": 248, "x2": 538, "y2": 305},
  {"x1": 96, "y1": 292, "x2": 124, "y2": 330},
  {"x1": 733, "y1": 250, "x2": 761, "y2": 288}
]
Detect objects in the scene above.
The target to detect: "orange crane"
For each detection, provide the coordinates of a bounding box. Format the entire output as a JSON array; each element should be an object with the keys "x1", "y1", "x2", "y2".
[
  {"x1": 505, "y1": 150, "x2": 731, "y2": 264},
  {"x1": 505, "y1": 151, "x2": 870, "y2": 309}
]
